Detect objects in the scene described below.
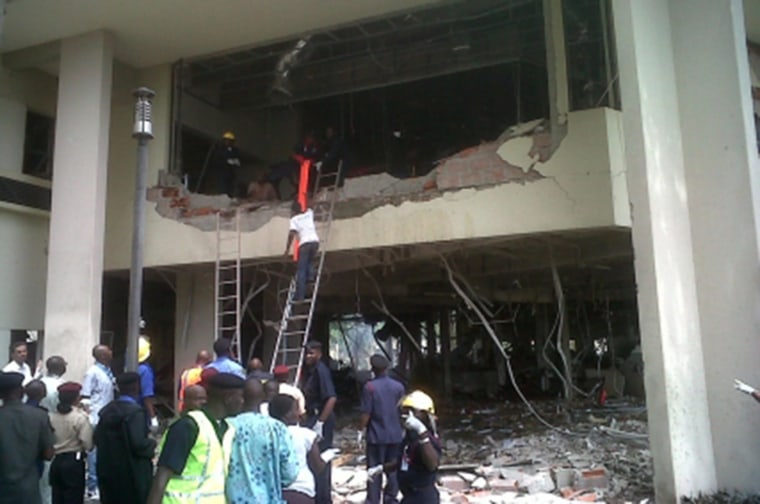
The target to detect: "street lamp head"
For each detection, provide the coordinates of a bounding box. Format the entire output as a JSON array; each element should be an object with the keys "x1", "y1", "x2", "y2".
[{"x1": 132, "y1": 87, "x2": 156, "y2": 139}]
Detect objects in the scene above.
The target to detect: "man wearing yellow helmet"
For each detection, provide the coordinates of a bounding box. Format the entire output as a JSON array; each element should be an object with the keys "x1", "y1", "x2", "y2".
[
  {"x1": 137, "y1": 335, "x2": 158, "y2": 432},
  {"x1": 216, "y1": 131, "x2": 241, "y2": 197},
  {"x1": 367, "y1": 390, "x2": 441, "y2": 504}
]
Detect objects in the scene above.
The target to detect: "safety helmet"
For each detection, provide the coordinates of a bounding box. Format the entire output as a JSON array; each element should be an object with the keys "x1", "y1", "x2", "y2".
[
  {"x1": 399, "y1": 390, "x2": 435, "y2": 415},
  {"x1": 222, "y1": 131, "x2": 236, "y2": 141},
  {"x1": 138, "y1": 336, "x2": 151, "y2": 363}
]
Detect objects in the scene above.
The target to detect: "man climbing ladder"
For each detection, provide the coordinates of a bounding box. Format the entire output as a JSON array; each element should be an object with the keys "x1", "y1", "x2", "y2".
[{"x1": 285, "y1": 200, "x2": 319, "y2": 301}]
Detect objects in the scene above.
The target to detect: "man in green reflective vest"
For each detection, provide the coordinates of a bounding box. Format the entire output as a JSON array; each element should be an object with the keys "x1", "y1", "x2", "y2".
[{"x1": 147, "y1": 372, "x2": 244, "y2": 504}]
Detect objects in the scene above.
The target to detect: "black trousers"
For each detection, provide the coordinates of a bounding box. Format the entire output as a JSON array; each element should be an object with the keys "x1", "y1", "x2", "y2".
[{"x1": 50, "y1": 452, "x2": 85, "y2": 504}]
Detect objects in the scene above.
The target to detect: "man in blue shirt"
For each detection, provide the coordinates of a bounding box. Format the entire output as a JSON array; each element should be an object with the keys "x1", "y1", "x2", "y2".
[
  {"x1": 206, "y1": 338, "x2": 246, "y2": 379},
  {"x1": 360, "y1": 354, "x2": 406, "y2": 504},
  {"x1": 301, "y1": 341, "x2": 337, "y2": 504},
  {"x1": 226, "y1": 378, "x2": 298, "y2": 503},
  {"x1": 137, "y1": 336, "x2": 158, "y2": 432},
  {"x1": 81, "y1": 344, "x2": 115, "y2": 500}
]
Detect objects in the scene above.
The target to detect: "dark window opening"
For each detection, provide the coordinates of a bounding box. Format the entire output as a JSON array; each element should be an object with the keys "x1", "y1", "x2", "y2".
[{"x1": 23, "y1": 111, "x2": 55, "y2": 180}]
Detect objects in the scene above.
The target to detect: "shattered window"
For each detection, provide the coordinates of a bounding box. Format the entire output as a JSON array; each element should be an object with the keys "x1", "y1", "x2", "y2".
[{"x1": 22, "y1": 111, "x2": 55, "y2": 180}]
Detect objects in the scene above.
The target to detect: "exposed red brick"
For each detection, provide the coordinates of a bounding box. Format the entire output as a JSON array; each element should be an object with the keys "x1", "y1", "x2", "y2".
[{"x1": 162, "y1": 187, "x2": 180, "y2": 198}]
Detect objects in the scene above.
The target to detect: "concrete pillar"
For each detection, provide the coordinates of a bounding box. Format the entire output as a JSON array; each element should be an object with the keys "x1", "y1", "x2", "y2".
[
  {"x1": 669, "y1": 0, "x2": 760, "y2": 492},
  {"x1": 174, "y1": 266, "x2": 215, "y2": 396},
  {"x1": 43, "y1": 32, "x2": 113, "y2": 381},
  {"x1": 612, "y1": 1, "x2": 717, "y2": 500}
]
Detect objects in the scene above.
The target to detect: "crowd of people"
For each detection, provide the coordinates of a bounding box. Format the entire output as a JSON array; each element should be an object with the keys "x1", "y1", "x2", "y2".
[{"x1": 0, "y1": 337, "x2": 441, "y2": 504}]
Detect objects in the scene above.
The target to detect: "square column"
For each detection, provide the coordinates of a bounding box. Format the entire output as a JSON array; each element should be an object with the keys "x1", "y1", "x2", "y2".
[
  {"x1": 44, "y1": 31, "x2": 113, "y2": 381},
  {"x1": 612, "y1": 0, "x2": 717, "y2": 500},
  {"x1": 669, "y1": 0, "x2": 760, "y2": 492}
]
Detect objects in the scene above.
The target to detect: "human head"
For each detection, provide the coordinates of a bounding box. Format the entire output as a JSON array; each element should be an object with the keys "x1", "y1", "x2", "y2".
[
  {"x1": 207, "y1": 372, "x2": 245, "y2": 418},
  {"x1": 25, "y1": 379, "x2": 46, "y2": 404},
  {"x1": 92, "y1": 345, "x2": 113, "y2": 365},
  {"x1": 269, "y1": 394, "x2": 298, "y2": 425},
  {"x1": 183, "y1": 385, "x2": 207, "y2": 412},
  {"x1": 399, "y1": 389, "x2": 437, "y2": 434},
  {"x1": 242, "y1": 378, "x2": 265, "y2": 412},
  {"x1": 46, "y1": 356, "x2": 67, "y2": 377},
  {"x1": 290, "y1": 200, "x2": 303, "y2": 217},
  {"x1": 325, "y1": 126, "x2": 336, "y2": 139},
  {"x1": 57, "y1": 382, "x2": 82, "y2": 414},
  {"x1": 304, "y1": 341, "x2": 323, "y2": 367},
  {"x1": 116, "y1": 372, "x2": 141, "y2": 399},
  {"x1": 196, "y1": 350, "x2": 212, "y2": 366},
  {"x1": 370, "y1": 354, "x2": 389, "y2": 375},
  {"x1": 199, "y1": 367, "x2": 219, "y2": 391},
  {"x1": 264, "y1": 379, "x2": 279, "y2": 401},
  {"x1": 138, "y1": 336, "x2": 151, "y2": 363},
  {"x1": 248, "y1": 358, "x2": 264, "y2": 374},
  {"x1": 9, "y1": 341, "x2": 27, "y2": 365},
  {"x1": 213, "y1": 338, "x2": 232, "y2": 358},
  {"x1": 222, "y1": 131, "x2": 236, "y2": 146},
  {"x1": 0, "y1": 372, "x2": 25, "y2": 402},
  {"x1": 273, "y1": 365, "x2": 290, "y2": 384}
]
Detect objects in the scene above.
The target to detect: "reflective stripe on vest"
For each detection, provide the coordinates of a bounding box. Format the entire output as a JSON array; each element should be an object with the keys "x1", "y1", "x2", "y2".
[{"x1": 162, "y1": 411, "x2": 233, "y2": 504}]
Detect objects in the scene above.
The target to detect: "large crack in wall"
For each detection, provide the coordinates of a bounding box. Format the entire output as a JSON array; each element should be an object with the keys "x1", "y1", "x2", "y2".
[{"x1": 148, "y1": 119, "x2": 559, "y2": 232}]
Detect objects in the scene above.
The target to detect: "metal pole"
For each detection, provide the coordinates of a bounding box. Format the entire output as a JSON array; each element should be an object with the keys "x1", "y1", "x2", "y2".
[{"x1": 126, "y1": 87, "x2": 154, "y2": 371}]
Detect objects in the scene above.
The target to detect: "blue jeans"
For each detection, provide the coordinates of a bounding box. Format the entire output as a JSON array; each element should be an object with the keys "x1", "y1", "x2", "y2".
[
  {"x1": 86, "y1": 448, "x2": 97, "y2": 492},
  {"x1": 367, "y1": 444, "x2": 400, "y2": 504},
  {"x1": 295, "y1": 242, "x2": 318, "y2": 300}
]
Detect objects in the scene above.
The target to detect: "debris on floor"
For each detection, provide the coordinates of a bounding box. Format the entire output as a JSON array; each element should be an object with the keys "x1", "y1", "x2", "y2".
[{"x1": 331, "y1": 399, "x2": 653, "y2": 503}]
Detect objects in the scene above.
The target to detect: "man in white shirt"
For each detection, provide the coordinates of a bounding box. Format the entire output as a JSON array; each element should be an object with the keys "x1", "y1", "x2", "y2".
[
  {"x1": 39, "y1": 356, "x2": 67, "y2": 412},
  {"x1": 81, "y1": 344, "x2": 115, "y2": 499},
  {"x1": 285, "y1": 200, "x2": 320, "y2": 300},
  {"x1": 3, "y1": 341, "x2": 40, "y2": 386}
]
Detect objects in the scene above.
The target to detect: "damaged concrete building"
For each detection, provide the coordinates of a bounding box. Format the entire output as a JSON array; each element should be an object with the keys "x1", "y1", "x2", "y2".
[{"x1": 2, "y1": 0, "x2": 760, "y2": 501}]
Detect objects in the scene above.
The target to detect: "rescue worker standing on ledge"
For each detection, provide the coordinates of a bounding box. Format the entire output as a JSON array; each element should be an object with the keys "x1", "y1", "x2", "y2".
[
  {"x1": 368, "y1": 390, "x2": 441, "y2": 504},
  {"x1": 146, "y1": 372, "x2": 244, "y2": 504},
  {"x1": 216, "y1": 131, "x2": 241, "y2": 198},
  {"x1": 301, "y1": 341, "x2": 337, "y2": 504}
]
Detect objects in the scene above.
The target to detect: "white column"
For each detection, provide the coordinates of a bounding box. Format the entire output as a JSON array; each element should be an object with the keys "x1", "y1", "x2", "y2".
[
  {"x1": 44, "y1": 31, "x2": 113, "y2": 381},
  {"x1": 669, "y1": 0, "x2": 760, "y2": 492},
  {"x1": 174, "y1": 266, "x2": 215, "y2": 394},
  {"x1": 612, "y1": 1, "x2": 717, "y2": 500}
]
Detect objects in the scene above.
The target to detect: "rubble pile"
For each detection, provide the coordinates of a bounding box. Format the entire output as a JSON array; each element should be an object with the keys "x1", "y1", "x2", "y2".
[{"x1": 331, "y1": 400, "x2": 653, "y2": 503}]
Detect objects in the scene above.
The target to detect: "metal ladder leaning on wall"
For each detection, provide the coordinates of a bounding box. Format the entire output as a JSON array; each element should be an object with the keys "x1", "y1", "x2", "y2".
[
  {"x1": 214, "y1": 207, "x2": 242, "y2": 355},
  {"x1": 269, "y1": 162, "x2": 342, "y2": 384}
]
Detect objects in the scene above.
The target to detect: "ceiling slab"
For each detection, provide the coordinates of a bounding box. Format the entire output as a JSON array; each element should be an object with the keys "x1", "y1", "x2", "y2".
[{"x1": 1, "y1": 0, "x2": 439, "y2": 68}]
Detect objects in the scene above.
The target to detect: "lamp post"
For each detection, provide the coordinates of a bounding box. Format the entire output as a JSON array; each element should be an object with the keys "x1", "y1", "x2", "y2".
[{"x1": 126, "y1": 87, "x2": 155, "y2": 371}]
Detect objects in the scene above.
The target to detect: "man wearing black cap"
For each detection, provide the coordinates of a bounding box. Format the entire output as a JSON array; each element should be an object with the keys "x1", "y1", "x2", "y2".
[
  {"x1": 94, "y1": 372, "x2": 156, "y2": 504},
  {"x1": 301, "y1": 341, "x2": 337, "y2": 504},
  {"x1": 0, "y1": 371, "x2": 55, "y2": 504},
  {"x1": 360, "y1": 354, "x2": 406, "y2": 504},
  {"x1": 147, "y1": 372, "x2": 244, "y2": 504}
]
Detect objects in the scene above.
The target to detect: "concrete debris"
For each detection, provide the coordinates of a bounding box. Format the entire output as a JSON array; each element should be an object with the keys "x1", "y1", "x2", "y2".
[{"x1": 331, "y1": 400, "x2": 653, "y2": 503}]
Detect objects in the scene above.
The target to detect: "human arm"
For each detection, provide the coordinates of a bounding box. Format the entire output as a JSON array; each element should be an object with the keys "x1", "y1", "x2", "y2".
[
  {"x1": 79, "y1": 413, "x2": 95, "y2": 451},
  {"x1": 404, "y1": 414, "x2": 439, "y2": 472},
  {"x1": 278, "y1": 423, "x2": 300, "y2": 487},
  {"x1": 146, "y1": 466, "x2": 175, "y2": 504},
  {"x1": 734, "y1": 379, "x2": 760, "y2": 403},
  {"x1": 124, "y1": 408, "x2": 157, "y2": 459},
  {"x1": 285, "y1": 230, "x2": 297, "y2": 255}
]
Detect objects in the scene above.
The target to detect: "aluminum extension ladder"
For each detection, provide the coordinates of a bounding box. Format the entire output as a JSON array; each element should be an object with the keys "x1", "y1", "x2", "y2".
[
  {"x1": 269, "y1": 162, "x2": 342, "y2": 384},
  {"x1": 214, "y1": 207, "x2": 242, "y2": 355}
]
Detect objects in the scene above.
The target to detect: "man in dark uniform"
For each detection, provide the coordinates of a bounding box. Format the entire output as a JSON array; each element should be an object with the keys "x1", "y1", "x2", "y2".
[
  {"x1": 360, "y1": 354, "x2": 406, "y2": 504},
  {"x1": 300, "y1": 341, "x2": 336, "y2": 504},
  {"x1": 147, "y1": 372, "x2": 244, "y2": 504},
  {"x1": 0, "y1": 371, "x2": 54, "y2": 504},
  {"x1": 320, "y1": 126, "x2": 350, "y2": 188},
  {"x1": 94, "y1": 372, "x2": 156, "y2": 504},
  {"x1": 368, "y1": 390, "x2": 441, "y2": 504},
  {"x1": 215, "y1": 131, "x2": 242, "y2": 198}
]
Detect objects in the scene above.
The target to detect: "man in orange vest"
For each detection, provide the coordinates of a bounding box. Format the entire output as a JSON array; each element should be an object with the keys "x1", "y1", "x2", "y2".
[{"x1": 177, "y1": 350, "x2": 211, "y2": 412}]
